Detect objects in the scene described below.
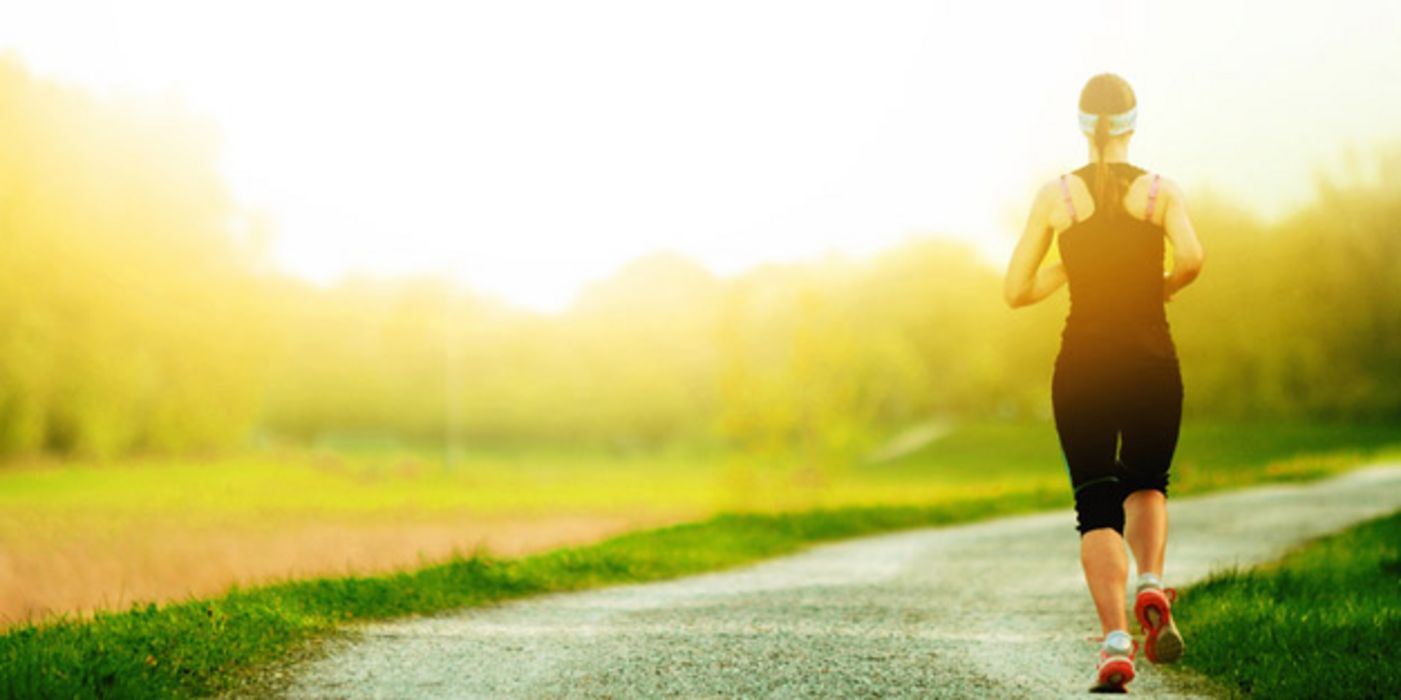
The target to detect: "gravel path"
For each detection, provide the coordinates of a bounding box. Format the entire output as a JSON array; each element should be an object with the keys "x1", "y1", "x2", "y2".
[{"x1": 283, "y1": 465, "x2": 1401, "y2": 699}]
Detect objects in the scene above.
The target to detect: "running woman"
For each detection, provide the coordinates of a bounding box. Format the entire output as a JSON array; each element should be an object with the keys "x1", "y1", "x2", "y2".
[{"x1": 1002, "y1": 73, "x2": 1205, "y2": 693}]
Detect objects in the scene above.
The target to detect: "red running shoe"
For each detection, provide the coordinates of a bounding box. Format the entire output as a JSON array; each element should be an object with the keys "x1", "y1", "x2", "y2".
[
  {"x1": 1135, "y1": 587, "x2": 1185, "y2": 663},
  {"x1": 1089, "y1": 637, "x2": 1137, "y2": 694}
]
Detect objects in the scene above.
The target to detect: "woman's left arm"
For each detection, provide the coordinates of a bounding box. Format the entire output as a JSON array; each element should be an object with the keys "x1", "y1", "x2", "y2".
[{"x1": 1003, "y1": 182, "x2": 1066, "y2": 308}]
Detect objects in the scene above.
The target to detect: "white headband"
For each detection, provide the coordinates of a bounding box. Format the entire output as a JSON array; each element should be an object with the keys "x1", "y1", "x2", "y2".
[{"x1": 1078, "y1": 106, "x2": 1137, "y2": 136}]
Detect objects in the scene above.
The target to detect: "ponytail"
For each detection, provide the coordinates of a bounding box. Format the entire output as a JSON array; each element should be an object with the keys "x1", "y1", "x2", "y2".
[
  {"x1": 1077, "y1": 73, "x2": 1137, "y2": 220},
  {"x1": 1092, "y1": 111, "x2": 1115, "y2": 219}
]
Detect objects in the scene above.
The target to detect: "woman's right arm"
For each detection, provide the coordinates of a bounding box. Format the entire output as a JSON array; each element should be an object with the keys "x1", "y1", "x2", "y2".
[
  {"x1": 1161, "y1": 179, "x2": 1204, "y2": 301},
  {"x1": 1004, "y1": 182, "x2": 1065, "y2": 308}
]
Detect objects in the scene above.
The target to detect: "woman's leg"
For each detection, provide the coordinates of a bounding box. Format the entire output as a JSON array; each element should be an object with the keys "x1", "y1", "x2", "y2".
[
  {"x1": 1052, "y1": 351, "x2": 1131, "y2": 635},
  {"x1": 1123, "y1": 489, "x2": 1167, "y2": 578},
  {"x1": 1118, "y1": 359, "x2": 1182, "y2": 582},
  {"x1": 1081, "y1": 528, "x2": 1130, "y2": 635},
  {"x1": 1117, "y1": 359, "x2": 1186, "y2": 663}
]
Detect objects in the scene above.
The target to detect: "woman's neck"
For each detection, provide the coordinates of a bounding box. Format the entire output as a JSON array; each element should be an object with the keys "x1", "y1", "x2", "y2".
[{"x1": 1089, "y1": 140, "x2": 1130, "y2": 164}]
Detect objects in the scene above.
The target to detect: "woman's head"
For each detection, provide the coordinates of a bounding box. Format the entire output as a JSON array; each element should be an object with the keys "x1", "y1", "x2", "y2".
[
  {"x1": 1079, "y1": 73, "x2": 1137, "y2": 137},
  {"x1": 1077, "y1": 73, "x2": 1137, "y2": 216}
]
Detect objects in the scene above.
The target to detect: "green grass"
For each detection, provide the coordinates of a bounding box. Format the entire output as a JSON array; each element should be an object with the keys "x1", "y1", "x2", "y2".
[
  {"x1": 1175, "y1": 508, "x2": 1401, "y2": 699},
  {"x1": 1, "y1": 419, "x2": 1399, "y2": 698}
]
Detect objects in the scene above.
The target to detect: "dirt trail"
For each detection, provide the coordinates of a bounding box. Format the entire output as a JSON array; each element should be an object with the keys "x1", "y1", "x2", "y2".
[{"x1": 284, "y1": 465, "x2": 1401, "y2": 698}]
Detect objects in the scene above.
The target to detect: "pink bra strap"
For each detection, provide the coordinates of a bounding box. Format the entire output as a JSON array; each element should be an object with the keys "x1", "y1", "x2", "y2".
[
  {"x1": 1145, "y1": 173, "x2": 1161, "y2": 220},
  {"x1": 1059, "y1": 174, "x2": 1078, "y2": 224}
]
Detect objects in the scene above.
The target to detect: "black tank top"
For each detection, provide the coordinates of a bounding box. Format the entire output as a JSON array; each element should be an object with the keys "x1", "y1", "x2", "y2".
[{"x1": 1056, "y1": 161, "x2": 1177, "y2": 362}]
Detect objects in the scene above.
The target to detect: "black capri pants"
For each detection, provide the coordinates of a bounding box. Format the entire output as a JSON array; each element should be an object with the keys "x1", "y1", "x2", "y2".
[{"x1": 1051, "y1": 346, "x2": 1183, "y2": 535}]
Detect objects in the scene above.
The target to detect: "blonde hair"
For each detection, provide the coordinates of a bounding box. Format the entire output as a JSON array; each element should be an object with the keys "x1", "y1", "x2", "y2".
[{"x1": 1078, "y1": 73, "x2": 1137, "y2": 219}]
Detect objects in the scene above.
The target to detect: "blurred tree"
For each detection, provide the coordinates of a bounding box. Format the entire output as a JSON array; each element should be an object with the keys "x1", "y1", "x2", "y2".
[
  {"x1": 2, "y1": 52, "x2": 1397, "y2": 461},
  {"x1": 0, "y1": 56, "x2": 274, "y2": 458}
]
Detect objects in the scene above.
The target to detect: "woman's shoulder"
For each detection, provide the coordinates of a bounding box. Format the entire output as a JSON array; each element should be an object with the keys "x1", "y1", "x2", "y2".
[
  {"x1": 1116, "y1": 164, "x2": 1181, "y2": 192},
  {"x1": 1035, "y1": 172, "x2": 1091, "y2": 233},
  {"x1": 1122, "y1": 168, "x2": 1185, "y2": 224},
  {"x1": 1039, "y1": 163, "x2": 1185, "y2": 225}
]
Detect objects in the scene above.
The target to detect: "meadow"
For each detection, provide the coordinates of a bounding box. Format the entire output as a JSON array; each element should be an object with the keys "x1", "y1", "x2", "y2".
[
  {"x1": 2, "y1": 420, "x2": 1399, "y2": 698},
  {"x1": 4, "y1": 419, "x2": 1398, "y2": 629}
]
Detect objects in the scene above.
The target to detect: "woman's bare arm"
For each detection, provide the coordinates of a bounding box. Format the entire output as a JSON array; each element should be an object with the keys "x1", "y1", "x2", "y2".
[
  {"x1": 1004, "y1": 182, "x2": 1066, "y2": 308},
  {"x1": 1161, "y1": 179, "x2": 1204, "y2": 301}
]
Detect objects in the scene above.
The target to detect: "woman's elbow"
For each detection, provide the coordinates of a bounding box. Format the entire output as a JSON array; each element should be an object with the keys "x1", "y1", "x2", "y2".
[
  {"x1": 1004, "y1": 288, "x2": 1028, "y2": 309},
  {"x1": 1182, "y1": 254, "x2": 1204, "y2": 280},
  {"x1": 1174, "y1": 250, "x2": 1204, "y2": 280}
]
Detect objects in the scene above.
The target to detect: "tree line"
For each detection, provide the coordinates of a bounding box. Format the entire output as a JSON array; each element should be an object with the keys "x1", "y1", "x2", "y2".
[{"x1": 1, "y1": 56, "x2": 1397, "y2": 459}]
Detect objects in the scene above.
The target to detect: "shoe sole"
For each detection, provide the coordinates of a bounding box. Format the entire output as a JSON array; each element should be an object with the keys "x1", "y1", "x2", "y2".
[
  {"x1": 1090, "y1": 657, "x2": 1134, "y2": 693},
  {"x1": 1137, "y1": 595, "x2": 1185, "y2": 664}
]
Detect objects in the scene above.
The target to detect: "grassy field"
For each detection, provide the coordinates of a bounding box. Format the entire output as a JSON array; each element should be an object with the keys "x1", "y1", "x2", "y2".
[
  {"x1": 1174, "y1": 508, "x2": 1401, "y2": 699},
  {"x1": 4, "y1": 420, "x2": 1399, "y2": 627},
  {"x1": 1, "y1": 420, "x2": 1399, "y2": 697},
  {"x1": 0, "y1": 491, "x2": 1073, "y2": 699}
]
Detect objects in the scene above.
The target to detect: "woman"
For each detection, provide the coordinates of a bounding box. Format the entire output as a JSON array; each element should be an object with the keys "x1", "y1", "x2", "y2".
[{"x1": 1003, "y1": 73, "x2": 1205, "y2": 693}]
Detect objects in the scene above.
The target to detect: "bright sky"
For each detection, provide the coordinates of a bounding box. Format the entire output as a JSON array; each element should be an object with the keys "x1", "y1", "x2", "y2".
[{"x1": 2, "y1": 1, "x2": 1399, "y2": 311}]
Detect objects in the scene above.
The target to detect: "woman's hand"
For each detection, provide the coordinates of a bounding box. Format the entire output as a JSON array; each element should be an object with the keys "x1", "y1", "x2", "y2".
[{"x1": 1006, "y1": 260, "x2": 1067, "y2": 308}]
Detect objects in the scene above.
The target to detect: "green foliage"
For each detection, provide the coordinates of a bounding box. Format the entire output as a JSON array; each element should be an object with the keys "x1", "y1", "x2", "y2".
[
  {"x1": 1171, "y1": 167, "x2": 1401, "y2": 420},
  {"x1": 1, "y1": 52, "x2": 1398, "y2": 460},
  {"x1": 0, "y1": 57, "x2": 274, "y2": 458},
  {"x1": 1176, "y1": 509, "x2": 1401, "y2": 699},
  {"x1": 256, "y1": 166, "x2": 1401, "y2": 452}
]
